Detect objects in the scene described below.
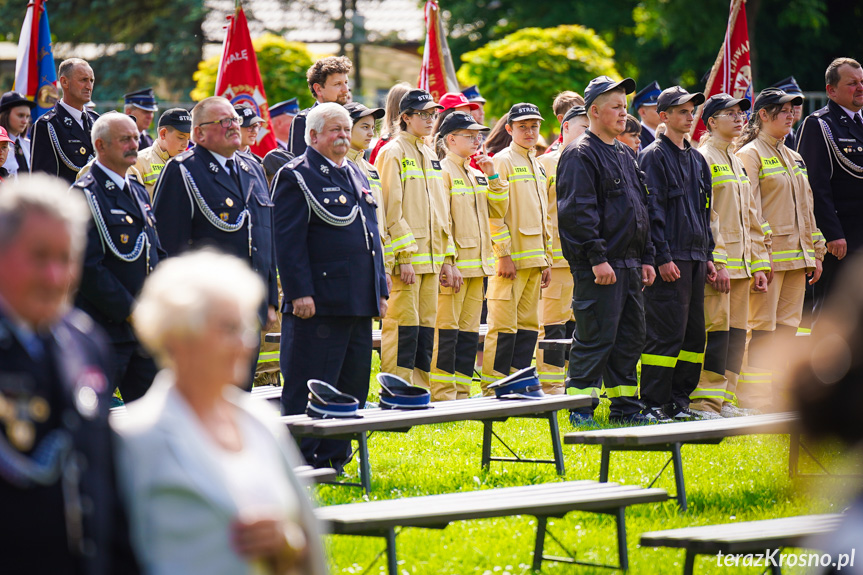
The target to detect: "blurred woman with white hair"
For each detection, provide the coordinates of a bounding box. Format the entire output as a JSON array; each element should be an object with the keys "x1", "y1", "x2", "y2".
[{"x1": 112, "y1": 249, "x2": 327, "y2": 575}]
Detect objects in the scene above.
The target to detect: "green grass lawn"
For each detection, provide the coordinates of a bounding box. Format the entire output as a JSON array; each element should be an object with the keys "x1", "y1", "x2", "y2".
[{"x1": 309, "y1": 359, "x2": 860, "y2": 574}]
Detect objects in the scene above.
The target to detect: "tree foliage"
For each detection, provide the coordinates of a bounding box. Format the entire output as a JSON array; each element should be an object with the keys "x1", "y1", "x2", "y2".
[
  {"x1": 457, "y1": 25, "x2": 619, "y2": 125},
  {"x1": 190, "y1": 33, "x2": 316, "y2": 106}
]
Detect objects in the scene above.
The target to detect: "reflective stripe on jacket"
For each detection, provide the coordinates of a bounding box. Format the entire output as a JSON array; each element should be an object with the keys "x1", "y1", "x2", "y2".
[{"x1": 135, "y1": 141, "x2": 171, "y2": 201}]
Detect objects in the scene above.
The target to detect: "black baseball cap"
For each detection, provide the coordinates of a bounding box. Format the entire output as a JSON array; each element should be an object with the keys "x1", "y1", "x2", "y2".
[
  {"x1": 235, "y1": 104, "x2": 264, "y2": 128},
  {"x1": 508, "y1": 102, "x2": 544, "y2": 122},
  {"x1": 657, "y1": 86, "x2": 705, "y2": 113},
  {"x1": 438, "y1": 112, "x2": 489, "y2": 136},
  {"x1": 399, "y1": 89, "x2": 443, "y2": 114},
  {"x1": 753, "y1": 88, "x2": 803, "y2": 112},
  {"x1": 158, "y1": 108, "x2": 192, "y2": 132},
  {"x1": 562, "y1": 105, "x2": 587, "y2": 124},
  {"x1": 583, "y1": 76, "x2": 637, "y2": 109},
  {"x1": 702, "y1": 93, "x2": 751, "y2": 121},
  {"x1": 0, "y1": 91, "x2": 36, "y2": 114},
  {"x1": 344, "y1": 101, "x2": 385, "y2": 123}
]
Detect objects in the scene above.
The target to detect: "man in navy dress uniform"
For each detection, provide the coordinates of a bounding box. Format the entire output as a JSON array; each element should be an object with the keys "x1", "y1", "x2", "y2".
[
  {"x1": 72, "y1": 113, "x2": 164, "y2": 403},
  {"x1": 0, "y1": 174, "x2": 140, "y2": 575},
  {"x1": 796, "y1": 57, "x2": 863, "y2": 325},
  {"x1": 633, "y1": 81, "x2": 661, "y2": 151},
  {"x1": 272, "y1": 102, "x2": 388, "y2": 471},
  {"x1": 152, "y1": 96, "x2": 278, "y2": 388},
  {"x1": 123, "y1": 88, "x2": 158, "y2": 150},
  {"x1": 30, "y1": 58, "x2": 99, "y2": 183}
]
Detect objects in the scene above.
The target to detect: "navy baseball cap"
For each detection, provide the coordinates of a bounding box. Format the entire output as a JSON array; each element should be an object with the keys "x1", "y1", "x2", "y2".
[
  {"x1": 235, "y1": 104, "x2": 264, "y2": 128},
  {"x1": 633, "y1": 81, "x2": 661, "y2": 109},
  {"x1": 461, "y1": 84, "x2": 486, "y2": 104},
  {"x1": 270, "y1": 98, "x2": 299, "y2": 118},
  {"x1": 562, "y1": 105, "x2": 587, "y2": 124},
  {"x1": 124, "y1": 87, "x2": 158, "y2": 112},
  {"x1": 158, "y1": 108, "x2": 192, "y2": 132},
  {"x1": 344, "y1": 101, "x2": 384, "y2": 123},
  {"x1": 702, "y1": 93, "x2": 751, "y2": 121},
  {"x1": 438, "y1": 112, "x2": 489, "y2": 136},
  {"x1": 584, "y1": 76, "x2": 637, "y2": 109},
  {"x1": 753, "y1": 88, "x2": 803, "y2": 112},
  {"x1": 508, "y1": 102, "x2": 544, "y2": 122},
  {"x1": 657, "y1": 86, "x2": 705, "y2": 113},
  {"x1": 399, "y1": 89, "x2": 443, "y2": 113},
  {"x1": 770, "y1": 76, "x2": 804, "y2": 97}
]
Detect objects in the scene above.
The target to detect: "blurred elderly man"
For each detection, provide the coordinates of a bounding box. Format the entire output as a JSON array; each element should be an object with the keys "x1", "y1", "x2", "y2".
[
  {"x1": 153, "y1": 96, "x2": 278, "y2": 390},
  {"x1": 72, "y1": 113, "x2": 165, "y2": 403},
  {"x1": 0, "y1": 174, "x2": 141, "y2": 574},
  {"x1": 272, "y1": 102, "x2": 388, "y2": 471}
]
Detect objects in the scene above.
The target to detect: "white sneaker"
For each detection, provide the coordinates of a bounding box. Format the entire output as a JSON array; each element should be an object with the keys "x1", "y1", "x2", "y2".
[
  {"x1": 720, "y1": 403, "x2": 761, "y2": 418},
  {"x1": 689, "y1": 408, "x2": 723, "y2": 420}
]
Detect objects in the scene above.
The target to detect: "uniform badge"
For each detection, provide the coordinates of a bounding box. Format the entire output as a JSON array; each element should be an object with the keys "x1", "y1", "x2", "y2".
[
  {"x1": 209, "y1": 162, "x2": 219, "y2": 173},
  {"x1": 63, "y1": 116, "x2": 73, "y2": 127},
  {"x1": 320, "y1": 164, "x2": 330, "y2": 174},
  {"x1": 240, "y1": 160, "x2": 249, "y2": 172},
  {"x1": 75, "y1": 367, "x2": 107, "y2": 420},
  {"x1": 324, "y1": 198, "x2": 330, "y2": 204},
  {"x1": 105, "y1": 180, "x2": 116, "y2": 190},
  {"x1": 125, "y1": 215, "x2": 134, "y2": 224},
  {"x1": 339, "y1": 195, "x2": 347, "y2": 204},
  {"x1": 430, "y1": 160, "x2": 442, "y2": 170},
  {"x1": 220, "y1": 212, "x2": 230, "y2": 222},
  {"x1": 368, "y1": 169, "x2": 380, "y2": 179},
  {"x1": 226, "y1": 198, "x2": 234, "y2": 207},
  {"x1": 0, "y1": 393, "x2": 50, "y2": 452},
  {"x1": 120, "y1": 234, "x2": 129, "y2": 244},
  {"x1": 80, "y1": 147, "x2": 87, "y2": 155}
]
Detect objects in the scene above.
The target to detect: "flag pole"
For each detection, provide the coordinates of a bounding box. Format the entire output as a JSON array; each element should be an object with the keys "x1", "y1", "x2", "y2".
[{"x1": 691, "y1": 0, "x2": 744, "y2": 136}]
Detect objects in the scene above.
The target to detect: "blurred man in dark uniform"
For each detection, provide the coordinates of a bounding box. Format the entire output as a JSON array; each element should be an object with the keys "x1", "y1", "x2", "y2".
[
  {"x1": 633, "y1": 81, "x2": 661, "y2": 150},
  {"x1": 288, "y1": 56, "x2": 352, "y2": 156},
  {"x1": 770, "y1": 76, "x2": 804, "y2": 149},
  {"x1": 30, "y1": 58, "x2": 99, "y2": 184},
  {"x1": 123, "y1": 88, "x2": 158, "y2": 150},
  {"x1": 797, "y1": 57, "x2": 863, "y2": 326},
  {"x1": 0, "y1": 174, "x2": 140, "y2": 575},
  {"x1": 272, "y1": 103, "x2": 388, "y2": 470},
  {"x1": 72, "y1": 113, "x2": 164, "y2": 403},
  {"x1": 270, "y1": 97, "x2": 299, "y2": 151},
  {"x1": 153, "y1": 96, "x2": 278, "y2": 389}
]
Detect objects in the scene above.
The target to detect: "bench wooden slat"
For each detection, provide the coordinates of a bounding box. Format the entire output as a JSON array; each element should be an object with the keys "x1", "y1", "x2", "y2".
[{"x1": 293, "y1": 465, "x2": 338, "y2": 484}]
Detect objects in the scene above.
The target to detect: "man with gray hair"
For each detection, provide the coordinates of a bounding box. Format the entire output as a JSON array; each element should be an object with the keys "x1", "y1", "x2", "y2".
[
  {"x1": 153, "y1": 96, "x2": 278, "y2": 390},
  {"x1": 0, "y1": 174, "x2": 141, "y2": 574},
  {"x1": 30, "y1": 58, "x2": 99, "y2": 183},
  {"x1": 272, "y1": 102, "x2": 388, "y2": 471},
  {"x1": 71, "y1": 113, "x2": 164, "y2": 403}
]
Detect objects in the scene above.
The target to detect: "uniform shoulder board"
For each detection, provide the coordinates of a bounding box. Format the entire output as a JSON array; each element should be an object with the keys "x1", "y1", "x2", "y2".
[
  {"x1": 86, "y1": 110, "x2": 100, "y2": 121},
  {"x1": 40, "y1": 108, "x2": 57, "y2": 121},
  {"x1": 174, "y1": 148, "x2": 194, "y2": 163},
  {"x1": 287, "y1": 156, "x2": 304, "y2": 170},
  {"x1": 66, "y1": 308, "x2": 95, "y2": 334},
  {"x1": 128, "y1": 172, "x2": 140, "y2": 183},
  {"x1": 811, "y1": 107, "x2": 829, "y2": 118},
  {"x1": 73, "y1": 172, "x2": 96, "y2": 189}
]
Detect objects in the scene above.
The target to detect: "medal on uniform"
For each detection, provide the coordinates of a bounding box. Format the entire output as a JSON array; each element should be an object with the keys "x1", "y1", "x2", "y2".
[
  {"x1": 80, "y1": 147, "x2": 87, "y2": 155},
  {"x1": 0, "y1": 393, "x2": 50, "y2": 452},
  {"x1": 209, "y1": 162, "x2": 218, "y2": 173},
  {"x1": 339, "y1": 195, "x2": 347, "y2": 204},
  {"x1": 126, "y1": 215, "x2": 134, "y2": 224},
  {"x1": 226, "y1": 198, "x2": 234, "y2": 207},
  {"x1": 120, "y1": 234, "x2": 129, "y2": 244},
  {"x1": 220, "y1": 212, "x2": 230, "y2": 222}
]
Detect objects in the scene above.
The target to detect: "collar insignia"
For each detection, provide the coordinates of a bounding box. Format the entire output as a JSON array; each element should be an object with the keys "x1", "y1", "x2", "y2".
[
  {"x1": 63, "y1": 116, "x2": 73, "y2": 127},
  {"x1": 320, "y1": 164, "x2": 329, "y2": 174},
  {"x1": 105, "y1": 180, "x2": 116, "y2": 190},
  {"x1": 209, "y1": 162, "x2": 218, "y2": 173}
]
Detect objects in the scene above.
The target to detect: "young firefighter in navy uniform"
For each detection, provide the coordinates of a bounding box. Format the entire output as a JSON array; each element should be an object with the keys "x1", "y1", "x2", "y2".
[
  {"x1": 638, "y1": 86, "x2": 717, "y2": 422},
  {"x1": 153, "y1": 96, "x2": 278, "y2": 389},
  {"x1": 557, "y1": 76, "x2": 656, "y2": 426},
  {"x1": 73, "y1": 114, "x2": 165, "y2": 403},
  {"x1": 272, "y1": 103, "x2": 388, "y2": 471},
  {"x1": 30, "y1": 58, "x2": 99, "y2": 184}
]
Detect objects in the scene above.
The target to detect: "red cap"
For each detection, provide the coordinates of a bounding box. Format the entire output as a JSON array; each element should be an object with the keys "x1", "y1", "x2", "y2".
[
  {"x1": 0, "y1": 126, "x2": 13, "y2": 144},
  {"x1": 438, "y1": 92, "x2": 480, "y2": 111}
]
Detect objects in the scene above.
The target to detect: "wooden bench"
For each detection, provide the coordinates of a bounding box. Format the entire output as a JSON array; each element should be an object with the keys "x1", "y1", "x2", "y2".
[
  {"x1": 266, "y1": 324, "x2": 489, "y2": 351},
  {"x1": 316, "y1": 480, "x2": 669, "y2": 573},
  {"x1": 283, "y1": 394, "x2": 591, "y2": 494},
  {"x1": 640, "y1": 514, "x2": 842, "y2": 575},
  {"x1": 293, "y1": 465, "x2": 338, "y2": 484},
  {"x1": 564, "y1": 413, "x2": 797, "y2": 510}
]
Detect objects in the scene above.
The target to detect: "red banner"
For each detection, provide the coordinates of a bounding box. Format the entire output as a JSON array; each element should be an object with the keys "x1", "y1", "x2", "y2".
[
  {"x1": 215, "y1": 5, "x2": 277, "y2": 156},
  {"x1": 694, "y1": 0, "x2": 752, "y2": 141},
  {"x1": 418, "y1": 0, "x2": 459, "y2": 102}
]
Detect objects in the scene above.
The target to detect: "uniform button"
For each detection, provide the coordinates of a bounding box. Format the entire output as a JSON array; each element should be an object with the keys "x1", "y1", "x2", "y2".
[
  {"x1": 372, "y1": 251, "x2": 376, "y2": 256},
  {"x1": 322, "y1": 272, "x2": 327, "y2": 277}
]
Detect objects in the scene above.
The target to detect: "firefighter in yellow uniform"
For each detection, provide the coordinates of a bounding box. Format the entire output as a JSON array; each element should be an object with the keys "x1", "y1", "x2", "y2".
[
  {"x1": 735, "y1": 88, "x2": 825, "y2": 410},
  {"x1": 482, "y1": 103, "x2": 553, "y2": 393},
  {"x1": 429, "y1": 112, "x2": 508, "y2": 400},
  {"x1": 376, "y1": 89, "x2": 457, "y2": 388},
  {"x1": 536, "y1": 104, "x2": 589, "y2": 394},
  {"x1": 690, "y1": 94, "x2": 770, "y2": 418},
  {"x1": 135, "y1": 108, "x2": 192, "y2": 200}
]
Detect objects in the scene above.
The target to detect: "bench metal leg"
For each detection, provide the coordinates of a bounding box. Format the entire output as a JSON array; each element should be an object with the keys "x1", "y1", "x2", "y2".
[
  {"x1": 385, "y1": 528, "x2": 397, "y2": 575},
  {"x1": 357, "y1": 431, "x2": 372, "y2": 495},
  {"x1": 683, "y1": 550, "x2": 695, "y2": 575},
  {"x1": 481, "y1": 420, "x2": 493, "y2": 470},
  {"x1": 600, "y1": 446, "x2": 611, "y2": 482},
  {"x1": 547, "y1": 412, "x2": 565, "y2": 475},
  {"x1": 615, "y1": 507, "x2": 628, "y2": 571},
  {"x1": 532, "y1": 516, "x2": 548, "y2": 571},
  {"x1": 671, "y1": 443, "x2": 687, "y2": 512}
]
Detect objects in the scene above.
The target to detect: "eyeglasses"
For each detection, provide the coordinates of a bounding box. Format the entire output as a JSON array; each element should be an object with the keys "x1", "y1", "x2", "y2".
[
  {"x1": 410, "y1": 111, "x2": 439, "y2": 121},
  {"x1": 199, "y1": 116, "x2": 242, "y2": 129},
  {"x1": 715, "y1": 112, "x2": 747, "y2": 120},
  {"x1": 451, "y1": 133, "x2": 483, "y2": 142}
]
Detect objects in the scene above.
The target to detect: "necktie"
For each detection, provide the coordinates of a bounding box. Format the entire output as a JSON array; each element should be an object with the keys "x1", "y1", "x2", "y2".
[
  {"x1": 854, "y1": 114, "x2": 863, "y2": 129},
  {"x1": 225, "y1": 158, "x2": 241, "y2": 192},
  {"x1": 13, "y1": 139, "x2": 27, "y2": 173},
  {"x1": 82, "y1": 111, "x2": 91, "y2": 132}
]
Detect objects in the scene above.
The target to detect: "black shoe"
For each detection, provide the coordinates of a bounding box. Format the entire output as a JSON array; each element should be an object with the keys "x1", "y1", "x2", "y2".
[
  {"x1": 610, "y1": 412, "x2": 656, "y2": 426},
  {"x1": 641, "y1": 406, "x2": 674, "y2": 423},
  {"x1": 569, "y1": 411, "x2": 598, "y2": 427},
  {"x1": 666, "y1": 403, "x2": 697, "y2": 421}
]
